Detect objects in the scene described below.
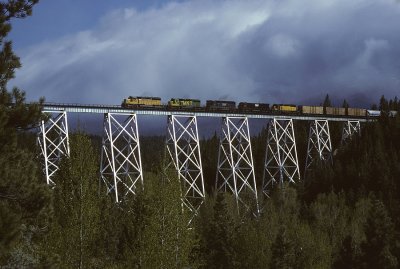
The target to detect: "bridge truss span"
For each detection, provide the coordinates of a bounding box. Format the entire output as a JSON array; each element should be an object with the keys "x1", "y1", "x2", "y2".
[
  {"x1": 216, "y1": 117, "x2": 259, "y2": 214},
  {"x1": 165, "y1": 115, "x2": 205, "y2": 215},
  {"x1": 262, "y1": 118, "x2": 300, "y2": 196},
  {"x1": 304, "y1": 119, "x2": 333, "y2": 178},
  {"x1": 99, "y1": 113, "x2": 143, "y2": 202},
  {"x1": 37, "y1": 110, "x2": 70, "y2": 185}
]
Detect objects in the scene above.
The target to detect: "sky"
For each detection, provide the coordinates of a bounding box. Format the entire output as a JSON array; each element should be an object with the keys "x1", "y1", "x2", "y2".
[{"x1": 8, "y1": 0, "x2": 400, "y2": 109}]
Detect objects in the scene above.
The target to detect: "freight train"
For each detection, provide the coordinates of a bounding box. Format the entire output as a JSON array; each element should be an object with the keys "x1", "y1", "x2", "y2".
[{"x1": 121, "y1": 96, "x2": 395, "y2": 117}]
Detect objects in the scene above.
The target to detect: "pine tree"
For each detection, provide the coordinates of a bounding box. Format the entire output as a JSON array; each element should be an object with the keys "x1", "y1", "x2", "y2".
[
  {"x1": 45, "y1": 133, "x2": 103, "y2": 268},
  {"x1": 203, "y1": 192, "x2": 237, "y2": 269},
  {"x1": 333, "y1": 235, "x2": 359, "y2": 269},
  {"x1": 270, "y1": 226, "x2": 296, "y2": 269},
  {"x1": 323, "y1": 94, "x2": 332, "y2": 114},
  {"x1": 342, "y1": 99, "x2": 349, "y2": 109},
  {"x1": 140, "y1": 171, "x2": 199, "y2": 268},
  {"x1": 379, "y1": 95, "x2": 389, "y2": 111},
  {"x1": 360, "y1": 199, "x2": 397, "y2": 269},
  {"x1": 0, "y1": 1, "x2": 52, "y2": 266}
]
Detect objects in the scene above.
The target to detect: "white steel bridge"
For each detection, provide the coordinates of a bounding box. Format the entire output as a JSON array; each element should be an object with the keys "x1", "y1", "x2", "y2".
[{"x1": 38, "y1": 102, "x2": 368, "y2": 215}]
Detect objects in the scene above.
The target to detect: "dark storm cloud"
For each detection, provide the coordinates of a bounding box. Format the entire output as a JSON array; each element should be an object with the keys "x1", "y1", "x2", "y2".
[{"x1": 12, "y1": 0, "x2": 400, "y2": 107}]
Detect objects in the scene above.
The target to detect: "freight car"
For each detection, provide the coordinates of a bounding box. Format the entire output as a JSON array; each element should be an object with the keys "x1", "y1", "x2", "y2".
[
  {"x1": 347, "y1": 108, "x2": 366, "y2": 117},
  {"x1": 122, "y1": 96, "x2": 162, "y2": 108},
  {"x1": 272, "y1": 104, "x2": 297, "y2": 113},
  {"x1": 325, "y1": 107, "x2": 346, "y2": 116},
  {"x1": 367, "y1": 110, "x2": 381, "y2": 117},
  {"x1": 168, "y1": 98, "x2": 201, "y2": 107},
  {"x1": 300, "y1": 105, "x2": 324, "y2": 115},
  {"x1": 238, "y1": 102, "x2": 269, "y2": 113},
  {"x1": 206, "y1": 100, "x2": 236, "y2": 111}
]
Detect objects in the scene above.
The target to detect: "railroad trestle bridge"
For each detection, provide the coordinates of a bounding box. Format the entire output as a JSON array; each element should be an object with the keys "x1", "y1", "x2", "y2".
[{"x1": 38, "y1": 103, "x2": 367, "y2": 215}]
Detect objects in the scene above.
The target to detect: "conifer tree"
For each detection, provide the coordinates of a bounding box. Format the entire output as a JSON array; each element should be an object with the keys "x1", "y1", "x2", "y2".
[
  {"x1": 360, "y1": 199, "x2": 398, "y2": 269},
  {"x1": 140, "y1": 171, "x2": 198, "y2": 268},
  {"x1": 270, "y1": 226, "x2": 296, "y2": 269},
  {"x1": 323, "y1": 94, "x2": 332, "y2": 114},
  {"x1": 203, "y1": 192, "x2": 237, "y2": 269},
  {"x1": 45, "y1": 133, "x2": 103, "y2": 268},
  {"x1": 0, "y1": 1, "x2": 52, "y2": 266},
  {"x1": 333, "y1": 235, "x2": 359, "y2": 269}
]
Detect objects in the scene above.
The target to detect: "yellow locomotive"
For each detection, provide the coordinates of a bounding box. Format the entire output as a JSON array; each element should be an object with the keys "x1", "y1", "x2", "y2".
[{"x1": 122, "y1": 96, "x2": 162, "y2": 108}]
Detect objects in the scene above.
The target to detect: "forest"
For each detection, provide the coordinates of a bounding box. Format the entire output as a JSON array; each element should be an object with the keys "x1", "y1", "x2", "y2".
[{"x1": 2, "y1": 1, "x2": 400, "y2": 268}]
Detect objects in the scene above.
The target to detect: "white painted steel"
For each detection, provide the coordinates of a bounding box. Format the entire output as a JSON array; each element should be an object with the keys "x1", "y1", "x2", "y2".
[
  {"x1": 341, "y1": 120, "x2": 361, "y2": 143},
  {"x1": 216, "y1": 117, "x2": 259, "y2": 214},
  {"x1": 41, "y1": 104, "x2": 369, "y2": 122},
  {"x1": 37, "y1": 111, "x2": 70, "y2": 185},
  {"x1": 304, "y1": 120, "x2": 333, "y2": 178},
  {"x1": 262, "y1": 118, "x2": 300, "y2": 196},
  {"x1": 165, "y1": 115, "x2": 205, "y2": 215},
  {"x1": 99, "y1": 113, "x2": 143, "y2": 202}
]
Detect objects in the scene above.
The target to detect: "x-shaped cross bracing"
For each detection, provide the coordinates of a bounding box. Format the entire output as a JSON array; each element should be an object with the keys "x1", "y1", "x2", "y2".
[
  {"x1": 342, "y1": 120, "x2": 361, "y2": 143},
  {"x1": 262, "y1": 118, "x2": 300, "y2": 196},
  {"x1": 37, "y1": 111, "x2": 70, "y2": 185},
  {"x1": 216, "y1": 117, "x2": 259, "y2": 214},
  {"x1": 304, "y1": 120, "x2": 333, "y2": 178},
  {"x1": 165, "y1": 115, "x2": 205, "y2": 215},
  {"x1": 100, "y1": 113, "x2": 143, "y2": 202}
]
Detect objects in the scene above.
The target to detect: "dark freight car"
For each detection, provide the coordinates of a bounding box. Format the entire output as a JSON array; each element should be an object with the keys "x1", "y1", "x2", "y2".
[
  {"x1": 206, "y1": 100, "x2": 236, "y2": 111},
  {"x1": 238, "y1": 102, "x2": 269, "y2": 112}
]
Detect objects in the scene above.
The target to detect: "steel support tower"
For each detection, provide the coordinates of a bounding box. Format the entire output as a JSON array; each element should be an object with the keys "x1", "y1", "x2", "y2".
[
  {"x1": 304, "y1": 120, "x2": 333, "y2": 177},
  {"x1": 262, "y1": 118, "x2": 300, "y2": 196},
  {"x1": 37, "y1": 111, "x2": 70, "y2": 185},
  {"x1": 165, "y1": 115, "x2": 205, "y2": 215},
  {"x1": 216, "y1": 117, "x2": 259, "y2": 213},
  {"x1": 342, "y1": 120, "x2": 361, "y2": 143},
  {"x1": 100, "y1": 113, "x2": 143, "y2": 202}
]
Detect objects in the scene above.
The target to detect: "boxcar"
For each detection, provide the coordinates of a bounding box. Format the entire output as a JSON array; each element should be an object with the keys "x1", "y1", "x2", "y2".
[
  {"x1": 300, "y1": 105, "x2": 324, "y2": 115},
  {"x1": 326, "y1": 107, "x2": 346, "y2": 116},
  {"x1": 347, "y1": 108, "x2": 366, "y2": 117},
  {"x1": 122, "y1": 96, "x2": 162, "y2": 108},
  {"x1": 238, "y1": 102, "x2": 269, "y2": 112},
  {"x1": 206, "y1": 100, "x2": 236, "y2": 110},
  {"x1": 168, "y1": 98, "x2": 201, "y2": 107},
  {"x1": 367, "y1": 110, "x2": 381, "y2": 117},
  {"x1": 272, "y1": 104, "x2": 297, "y2": 113}
]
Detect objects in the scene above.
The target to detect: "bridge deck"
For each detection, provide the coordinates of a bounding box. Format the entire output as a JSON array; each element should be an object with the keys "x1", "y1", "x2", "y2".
[{"x1": 42, "y1": 103, "x2": 369, "y2": 122}]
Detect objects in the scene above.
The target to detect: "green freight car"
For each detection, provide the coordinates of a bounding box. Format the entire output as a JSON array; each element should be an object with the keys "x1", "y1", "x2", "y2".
[{"x1": 168, "y1": 98, "x2": 201, "y2": 107}]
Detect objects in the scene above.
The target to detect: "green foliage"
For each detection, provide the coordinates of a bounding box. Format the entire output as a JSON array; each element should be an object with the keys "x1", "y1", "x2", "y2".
[
  {"x1": 360, "y1": 199, "x2": 398, "y2": 269},
  {"x1": 139, "y1": 171, "x2": 198, "y2": 268},
  {"x1": 44, "y1": 133, "x2": 103, "y2": 268}
]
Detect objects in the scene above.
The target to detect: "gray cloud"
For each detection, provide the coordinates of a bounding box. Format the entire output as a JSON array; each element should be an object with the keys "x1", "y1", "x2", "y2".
[{"x1": 11, "y1": 0, "x2": 400, "y2": 107}]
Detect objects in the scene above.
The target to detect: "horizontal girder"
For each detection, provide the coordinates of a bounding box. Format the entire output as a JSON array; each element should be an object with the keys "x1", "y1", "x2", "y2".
[{"x1": 41, "y1": 103, "x2": 369, "y2": 122}]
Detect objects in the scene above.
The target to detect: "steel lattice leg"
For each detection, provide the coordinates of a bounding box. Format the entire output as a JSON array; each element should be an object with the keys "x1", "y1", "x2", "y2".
[
  {"x1": 165, "y1": 115, "x2": 205, "y2": 215},
  {"x1": 37, "y1": 111, "x2": 70, "y2": 185},
  {"x1": 100, "y1": 113, "x2": 143, "y2": 202},
  {"x1": 262, "y1": 118, "x2": 300, "y2": 196},
  {"x1": 216, "y1": 117, "x2": 259, "y2": 214},
  {"x1": 341, "y1": 120, "x2": 361, "y2": 144},
  {"x1": 304, "y1": 120, "x2": 333, "y2": 178}
]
